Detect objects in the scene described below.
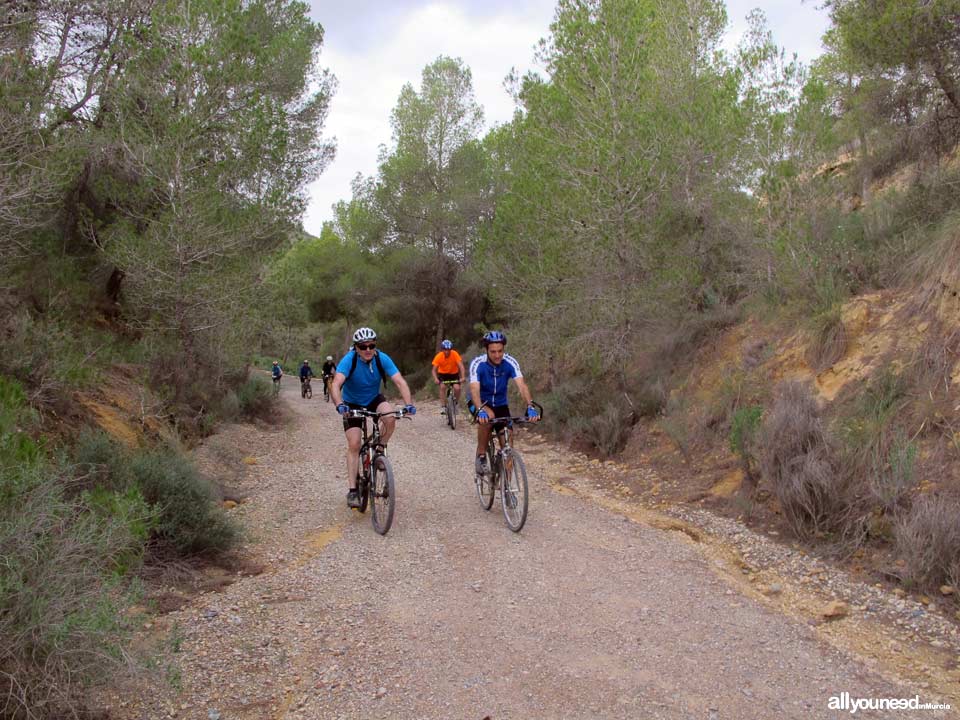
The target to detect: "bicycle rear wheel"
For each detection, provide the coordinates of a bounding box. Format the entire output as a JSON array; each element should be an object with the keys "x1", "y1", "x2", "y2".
[
  {"x1": 475, "y1": 444, "x2": 495, "y2": 511},
  {"x1": 371, "y1": 455, "x2": 396, "y2": 535},
  {"x1": 446, "y1": 392, "x2": 456, "y2": 430},
  {"x1": 500, "y1": 450, "x2": 528, "y2": 532}
]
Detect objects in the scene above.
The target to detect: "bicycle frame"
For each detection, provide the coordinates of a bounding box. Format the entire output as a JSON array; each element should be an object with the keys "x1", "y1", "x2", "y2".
[
  {"x1": 473, "y1": 402, "x2": 542, "y2": 532},
  {"x1": 345, "y1": 407, "x2": 409, "y2": 530}
]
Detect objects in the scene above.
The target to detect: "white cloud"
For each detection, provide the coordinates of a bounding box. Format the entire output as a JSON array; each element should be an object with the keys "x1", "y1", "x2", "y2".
[{"x1": 303, "y1": 1, "x2": 830, "y2": 237}]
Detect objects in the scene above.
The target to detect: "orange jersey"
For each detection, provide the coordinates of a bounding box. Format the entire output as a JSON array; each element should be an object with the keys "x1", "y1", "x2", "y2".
[{"x1": 432, "y1": 350, "x2": 462, "y2": 375}]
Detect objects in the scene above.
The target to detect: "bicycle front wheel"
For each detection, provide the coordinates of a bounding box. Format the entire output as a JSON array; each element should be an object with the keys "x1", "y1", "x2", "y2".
[
  {"x1": 475, "y1": 445, "x2": 495, "y2": 511},
  {"x1": 500, "y1": 450, "x2": 528, "y2": 532},
  {"x1": 371, "y1": 455, "x2": 396, "y2": 535},
  {"x1": 446, "y1": 392, "x2": 456, "y2": 430}
]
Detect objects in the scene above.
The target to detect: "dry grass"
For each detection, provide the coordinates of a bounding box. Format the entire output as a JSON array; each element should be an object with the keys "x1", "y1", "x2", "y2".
[
  {"x1": 758, "y1": 381, "x2": 847, "y2": 539},
  {"x1": 894, "y1": 493, "x2": 960, "y2": 591},
  {"x1": 805, "y1": 306, "x2": 848, "y2": 371}
]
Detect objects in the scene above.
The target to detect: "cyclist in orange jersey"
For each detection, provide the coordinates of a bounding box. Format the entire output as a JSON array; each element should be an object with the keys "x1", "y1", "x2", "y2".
[{"x1": 431, "y1": 339, "x2": 466, "y2": 413}]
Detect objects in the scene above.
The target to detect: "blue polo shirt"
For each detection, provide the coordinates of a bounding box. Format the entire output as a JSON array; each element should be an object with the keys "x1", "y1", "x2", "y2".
[{"x1": 337, "y1": 350, "x2": 400, "y2": 406}]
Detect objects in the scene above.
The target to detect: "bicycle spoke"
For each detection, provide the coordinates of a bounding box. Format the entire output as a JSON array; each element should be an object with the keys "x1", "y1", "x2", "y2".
[
  {"x1": 501, "y1": 451, "x2": 528, "y2": 532},
  {"x1": 371, "y1": 455, "x2": 396, "y2": 535}
]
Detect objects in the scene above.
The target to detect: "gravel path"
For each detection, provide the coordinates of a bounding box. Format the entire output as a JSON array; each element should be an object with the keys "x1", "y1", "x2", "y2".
[{"x1": 100, "y1": 383, "x2": 955, "y2": 719}]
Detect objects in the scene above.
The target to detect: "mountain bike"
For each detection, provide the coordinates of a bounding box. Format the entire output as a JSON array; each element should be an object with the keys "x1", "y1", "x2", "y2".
[
  {"x1": 474, "y1": 402, "x2": 543, "y2": 532},
  {"x1": 440, "y1": 379, "x2": 460, "y2": 430},
  {"x1": 322, "y1": 374, "x2": 333, "y2": 402},
  {"x1": 347, "y1": 407, "x2": 411, "y2": 535},
  {"x1": 272, "y1": 375, "x2": 282, "y2": 395},
  {"x1": 300, "y1": 377, "x2": 312, "y2": 399}
]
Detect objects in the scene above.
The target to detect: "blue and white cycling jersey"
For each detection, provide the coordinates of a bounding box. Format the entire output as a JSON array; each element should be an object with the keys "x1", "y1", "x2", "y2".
[{"x1": 469, "y1": 354, "x2": 523, "y2": 408}]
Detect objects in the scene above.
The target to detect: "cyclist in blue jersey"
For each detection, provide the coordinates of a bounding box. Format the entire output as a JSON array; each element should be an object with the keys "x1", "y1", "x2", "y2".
[
  {"x1": 330, "y1": 327, "x2": 416, "y2": 508},
  {"x1": 468, "y1": 330, "x2": 539, "y2": 475}
]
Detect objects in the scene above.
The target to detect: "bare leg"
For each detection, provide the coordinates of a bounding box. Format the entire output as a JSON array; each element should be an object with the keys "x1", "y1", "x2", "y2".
[
  {"x1": 345, "y1": 427, "x2": 362, "y2": 489},
  {"x1": 376, "y1": 400, "x2": 396, "y2": 445},
  {"x1": 476, "y1": 422, "x2": 492, "y2": 458}
]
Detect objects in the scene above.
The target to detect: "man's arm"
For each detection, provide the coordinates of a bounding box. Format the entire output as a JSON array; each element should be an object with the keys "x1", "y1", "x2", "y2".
[
  {"x1": 330, "y1": 372, "x2": 346, "y2": 405},
  {"x1": 431, "y1": 363, "x2": 440, "y2": 384},
  {"x1": 390, "y1": 372, "x2": 413, "y2": 406},
  {"x1": 514, "y1": 377, "x2": 534, "y2": 407},
  {"x1": 457, "y1": 359, "x2": 466, "y2": 382}
]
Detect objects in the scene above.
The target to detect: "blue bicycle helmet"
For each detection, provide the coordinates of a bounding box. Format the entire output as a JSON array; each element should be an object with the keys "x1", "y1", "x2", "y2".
[
  {"x1": 482, "y1": 330, "x2": 506, "y2": 347},
  {"x1": 441, "y1": 339, "x2": 453, "y2": 350}
]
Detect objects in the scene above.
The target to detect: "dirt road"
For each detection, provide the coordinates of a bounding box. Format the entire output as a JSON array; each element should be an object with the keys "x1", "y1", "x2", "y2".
[{"x1": 101, "y1": 382, "x2": 954, "y2": 719}]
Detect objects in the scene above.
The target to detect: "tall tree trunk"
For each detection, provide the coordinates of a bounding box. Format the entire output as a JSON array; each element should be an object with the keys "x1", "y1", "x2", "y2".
[{"x1": 929, "y1": 51, "x2": 960, "y2": 117}]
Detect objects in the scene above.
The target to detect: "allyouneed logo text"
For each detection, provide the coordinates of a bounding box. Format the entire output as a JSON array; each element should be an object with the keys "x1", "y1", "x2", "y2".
[{"x1": 829, "y1": 692, "x2": 951, "y2": 714}]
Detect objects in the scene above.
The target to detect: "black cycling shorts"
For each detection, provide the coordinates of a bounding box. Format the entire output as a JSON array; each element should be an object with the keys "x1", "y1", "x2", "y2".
[
  {"x1": 342, "y1": 394, "x2": 387, "y2": 431},
  {"x1": 437, "y1": 372, "x2": 460, "y2": 383},
  {"x1": 480, "y1": 404, "x2": 511, "y2": 427}
]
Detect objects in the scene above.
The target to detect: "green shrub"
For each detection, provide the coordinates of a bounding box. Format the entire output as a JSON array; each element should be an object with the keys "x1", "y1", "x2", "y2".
[
  {"x1": 236, "y1": 375, "x2": 276, "y2": 421},
  {"x1": 0, "y1": 462, "x2": 136, "y2": 719},
  {"x1": 0, "y1": 376, "x2": 41, "y2": 467},
  {"x1": 131, "y1": 449, "x2": 238, "y2": 555},
  {"x1": 215, "y1": 389, "x2": 241, "y2": 422},
  {"x1": 72, "y1": 428, "x2": 133, "y2": 492},
  {"x1": 729, "y1": 405, "x2": 764, "y2": 484},
  {"x1": 82, "y1": 485, "x2": 155, "y2": 575}
]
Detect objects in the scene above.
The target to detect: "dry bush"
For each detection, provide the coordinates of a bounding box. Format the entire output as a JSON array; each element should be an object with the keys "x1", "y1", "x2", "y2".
[
  {"x1": 894, "y1": 493, "x2": 960, "y2": 591},
  {"x1": 759, "y1": 381, "x2": 847, "y2": 539},
  {"x1": 902, "y1": 323, "x2": 960, "y2": 440},
  {"x1": 805, "y1": 306, "x2": 847, "y2": 371},
  {"x1": 568, "y1": 399, "x2": 635, "y2": 458}
]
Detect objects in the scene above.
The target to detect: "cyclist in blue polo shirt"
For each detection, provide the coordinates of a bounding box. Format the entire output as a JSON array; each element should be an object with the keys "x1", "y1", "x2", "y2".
[
  {"x1": 330, "y1": 327, "x2": 416, "y2": 508},
  {"x1": 468, "y1": 330, "x2": 539, "y2": 476}
]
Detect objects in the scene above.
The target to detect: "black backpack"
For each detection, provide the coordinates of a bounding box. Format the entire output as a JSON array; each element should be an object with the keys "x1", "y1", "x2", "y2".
[{"x1": 344, "y1": 350, "x2": 388, "y2": 388}]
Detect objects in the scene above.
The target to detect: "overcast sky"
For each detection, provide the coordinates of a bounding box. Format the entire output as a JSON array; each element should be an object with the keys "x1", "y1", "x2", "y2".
[{"x1": 302, "y1": 1, "x2": 830, "y2": 236}]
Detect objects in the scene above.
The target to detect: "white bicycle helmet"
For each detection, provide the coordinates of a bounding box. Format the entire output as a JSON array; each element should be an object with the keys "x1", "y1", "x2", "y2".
[
  {"x1": 352, "y1": 327, "x2": 377, "y2": 343},
  {"x1": 326, "y1": 355, "x2": 333, "y2": 361}
]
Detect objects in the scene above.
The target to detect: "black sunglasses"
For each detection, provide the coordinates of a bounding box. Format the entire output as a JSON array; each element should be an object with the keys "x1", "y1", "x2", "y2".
[{"x1": 356, "y1": 343, "x2": 376, "y2": 351}]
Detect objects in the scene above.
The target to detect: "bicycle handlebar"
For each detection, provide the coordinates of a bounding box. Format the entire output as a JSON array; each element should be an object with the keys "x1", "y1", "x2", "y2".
[
  {"x1": 345, "y1": 408, "x2": 412, "y2": 420},
  {"x1": 474, "y1": 401, "x2": 544, "y2": 425}
]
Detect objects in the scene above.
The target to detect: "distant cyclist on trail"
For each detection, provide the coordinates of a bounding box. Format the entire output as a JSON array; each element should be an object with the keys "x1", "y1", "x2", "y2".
[
  {"x1": 271, "y1": 361, "x2": 283, "y2": 381},
  {"x1": 330, "y1": 327, "x2": 416, "y2": 508},
  {"x1": 299, "y1": 360, "x2": 313, "y2": 392},
  {"x1": 431, "y1": 339, "x2": 466, "y2": 414},
  {"x1": 321, "y1": 355, "x2": 336, "y2": 397},
  {"x1": 299, "y1": 360, "x2": 313, "y2": 382},
  {"x1": 469, "y1": 330, "x2": 539, "y2": 475}
]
